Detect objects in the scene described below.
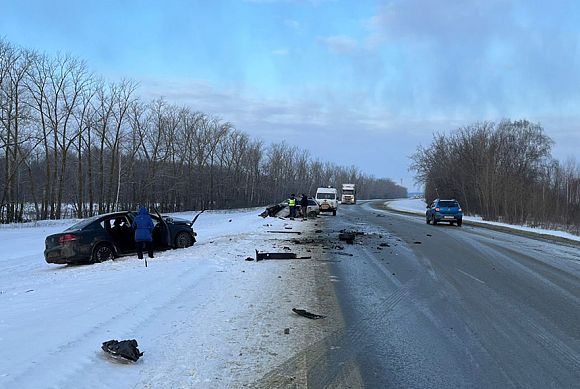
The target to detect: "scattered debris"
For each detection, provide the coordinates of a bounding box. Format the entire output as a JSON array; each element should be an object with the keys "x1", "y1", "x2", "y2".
[
  {"x1": 284, "y1": 328, "x2": 290, "y2": 335},
  {"x1": 315, "y1": 229, "x2": 323, "y2": 233},
  {"x1": 228, "y1": 219, "x2": 232, "y2": 222},
  {"x1": 245, "y1": 257, "x2": 254, "y2": 261},
  {"x1": 255, "y1": 250, "x2": 311, "y2": 261},
  {"x1": 101, "y1": 339, "x2": 143, "y2": 362},
  {"x1": 292, "y1": 308, "x2": 325, "y2": 320},
  {"x1": 267, "y1": 230, "x2": 301, "y2": 235},
  {"x1": 26, "y1": 289, "x2": 34, "y2": 293},
  {"x1": 379, "y1": 243, "x2": 390, "y2": 247},
  {"x1": 426, "y1": 234, "x2": 432, "y2": 237},
  {"x1": 338, "y1": 232, "x2": 356, "y2": 244},
  {"x1": 259, "y1": 204, "x2": 285, "y2": 218},
  {"x1": 284, "y1": 226, "x2": 293, "y2": 230},
  {"x1": 413, "y1": 241, "x2": 422, "y2": 244}
]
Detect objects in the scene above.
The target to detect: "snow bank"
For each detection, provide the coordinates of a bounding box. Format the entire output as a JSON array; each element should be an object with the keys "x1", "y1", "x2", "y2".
[
  {"x1": 386, "y1": 198, "x2": 580, "y2": 242},
  {"x1": 0, "y1": 209, "x2": 336, "y2": 388}
]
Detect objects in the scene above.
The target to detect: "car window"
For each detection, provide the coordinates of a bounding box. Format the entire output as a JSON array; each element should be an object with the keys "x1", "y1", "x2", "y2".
[
  {"x1": 65, "y1": 214, "x2": 102, "y2": 231},
  {"x1": 439, "y1": 201, "x2": 459, "y2": 207}
]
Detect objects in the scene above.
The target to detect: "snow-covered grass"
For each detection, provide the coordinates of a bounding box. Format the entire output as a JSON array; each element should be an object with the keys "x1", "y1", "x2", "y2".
[
  {"x1": 386, "y1": 198, "x2": 580, "y2": 243},
  {"x1": 0, "y1": 209, "x2": 336, "y2": 388}
]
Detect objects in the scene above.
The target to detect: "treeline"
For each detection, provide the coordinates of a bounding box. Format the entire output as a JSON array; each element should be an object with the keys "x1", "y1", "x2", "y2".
[
  {"x1": 411, "y1": 120, "x2": 580, "y2": 234},
  {"x1": 0, "y1": 38, "x2": 406, "y2": 222}
]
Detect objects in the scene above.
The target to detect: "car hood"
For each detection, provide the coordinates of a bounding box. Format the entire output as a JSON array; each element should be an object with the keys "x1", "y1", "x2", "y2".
[{"x1": 162, "y1": 216, "x2": 192, "y2": 225}]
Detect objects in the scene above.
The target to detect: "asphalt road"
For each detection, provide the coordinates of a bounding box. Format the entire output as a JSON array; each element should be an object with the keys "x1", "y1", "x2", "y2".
[{"x1": 317, "y1": 201, "x2": 580, "y2": 388}]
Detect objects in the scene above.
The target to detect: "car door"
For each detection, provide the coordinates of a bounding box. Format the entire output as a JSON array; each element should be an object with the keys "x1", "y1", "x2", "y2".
[{"x1": 152, "y1": 207, "x2": 171, "y2": 248}]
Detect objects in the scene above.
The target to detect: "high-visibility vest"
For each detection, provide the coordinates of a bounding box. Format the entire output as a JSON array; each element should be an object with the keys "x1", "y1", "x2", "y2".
[{"x1": 288, "y1": 198, "x2": 296, "y2": 207}]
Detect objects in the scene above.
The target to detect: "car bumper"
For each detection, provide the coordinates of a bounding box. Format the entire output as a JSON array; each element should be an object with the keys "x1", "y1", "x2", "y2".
[
  {"x1": 44, "y1": 246, "x2": 89, "y2": 264},
  {"x1": 433, "y1": 214, "x2": 462, "y2": 222}
]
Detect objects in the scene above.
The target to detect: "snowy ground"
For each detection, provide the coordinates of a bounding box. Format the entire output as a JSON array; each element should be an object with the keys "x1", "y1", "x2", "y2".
[
  {"x1": 0, "y1": 209, "x2": 341, "y2": 388},
  {"x1": 386, "y1": 198, "x2": 580, "y2": 242}
]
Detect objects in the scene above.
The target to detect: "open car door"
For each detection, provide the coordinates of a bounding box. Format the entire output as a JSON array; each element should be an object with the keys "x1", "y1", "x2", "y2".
[{"x1": 152, "y1": 207, "x2": 171, "y2": 247}]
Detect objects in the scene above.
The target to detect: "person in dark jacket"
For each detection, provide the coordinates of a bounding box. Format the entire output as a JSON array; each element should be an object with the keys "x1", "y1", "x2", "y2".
[
  {"x1": 300, "y1": 194, "x2": 309, "y2": 220},
  {"x1": 133, "y1": 207, "x2": 154, "y2": 259}
]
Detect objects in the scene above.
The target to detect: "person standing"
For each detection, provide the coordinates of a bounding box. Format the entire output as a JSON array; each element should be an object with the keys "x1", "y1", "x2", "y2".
[
  {"x1": 300, "y1": 193, "x2": 309, "y2": 220},
  {"x1": 133, "y1": 207, "x2": 154, "y2": 259},
  {"x1": 288, "y1": 194, "x2": 297, "y2": 219}
]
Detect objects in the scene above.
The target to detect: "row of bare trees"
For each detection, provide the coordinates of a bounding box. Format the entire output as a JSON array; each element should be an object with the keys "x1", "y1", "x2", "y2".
[
  {"x1": 0, "y1": 38, "x2": 406, "y2": 222},
  {"x1": 411, "y1": 120, "x2": 580, "y2": 234}
]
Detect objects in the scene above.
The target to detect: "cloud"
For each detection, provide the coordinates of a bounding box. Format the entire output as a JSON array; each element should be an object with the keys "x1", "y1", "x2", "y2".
[
  {"x1": 271, "y1": 48, "x2": 289, "y2": 56},
  {"x1": 317, "y1": 35, "x2": 359, "y2": 54},
  {"x1": 284, "y1": 19, "x2": 301, "y2": 31}
]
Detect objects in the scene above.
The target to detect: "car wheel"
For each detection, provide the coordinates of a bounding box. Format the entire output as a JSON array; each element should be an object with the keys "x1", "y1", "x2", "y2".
[
  {"x1": 433, "y1": 219, "x2": 438, "y2": 225},
  {"x1": 92, "y1": 243, "x2": 114, "y2": 263},
  {"x1": 308, "y1": 211, "x2": 317, "y2": 218},
  {"x1": 426, "y1": 216, "x2": 430, "y2": 224},
  {"x1": 457, "y1": 220, "x2": 462, "y2": 227},
  {"x1": 175, "y1": 232, "x2": 193, "y2": 248},
  {"x1": 332, "y1": 210, "x2": 336, "y2": 216}
]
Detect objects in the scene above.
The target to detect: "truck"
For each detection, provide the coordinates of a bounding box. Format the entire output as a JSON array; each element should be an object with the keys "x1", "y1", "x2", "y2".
[
  {"x1": 341, "y1": 183, "x2": 356, "y2": 204},
  {"x1": 315, "y1": 187, "x2": 338, "y2": 216}
]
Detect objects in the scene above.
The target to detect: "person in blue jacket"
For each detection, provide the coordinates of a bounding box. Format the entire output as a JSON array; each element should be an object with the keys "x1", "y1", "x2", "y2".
[{"x1": 133, "y1": 207, "x2": 154, "y2": 259}]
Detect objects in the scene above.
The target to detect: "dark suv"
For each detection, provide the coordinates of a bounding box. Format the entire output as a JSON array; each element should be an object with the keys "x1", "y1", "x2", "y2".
[{"x1": 426, "y1": 199, "x2": 463, "y2": 226}]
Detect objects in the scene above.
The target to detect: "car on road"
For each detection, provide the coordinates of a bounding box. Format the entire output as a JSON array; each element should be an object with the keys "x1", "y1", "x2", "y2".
[
  {"x1": 44, "y1": 210, "x2": 197, "y2": 264},
  {"x1": 426, "y1": 199, "x2": 463, "y2": 226},
  {"x1": 304, "y1": 197, "x2": 320, "y2": 217}
]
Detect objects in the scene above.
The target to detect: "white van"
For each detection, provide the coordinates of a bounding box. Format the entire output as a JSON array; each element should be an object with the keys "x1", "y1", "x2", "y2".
[{"x1": 315, "y1": 187, "x2": 338, "y2": 216}]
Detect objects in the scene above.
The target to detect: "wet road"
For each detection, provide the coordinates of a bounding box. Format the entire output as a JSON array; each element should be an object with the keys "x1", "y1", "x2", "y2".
[{"x1": 323, "y1": 201, "x2": 580, "y2": 388}]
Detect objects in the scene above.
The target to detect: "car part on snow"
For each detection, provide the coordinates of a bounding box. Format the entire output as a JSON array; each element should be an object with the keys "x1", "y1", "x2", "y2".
[
  {"x1": 255, "y1": 250, "x2": 311, "y2": 261},
  {"x1": 259, "y1": 204, "x2": 285, "y2": 218},
  {"x1": 101, "y1": 339, "x2": 143, "y2": 362},
  {"x1": 292, "y1": 308, "x2": 325, "y2": 320}
]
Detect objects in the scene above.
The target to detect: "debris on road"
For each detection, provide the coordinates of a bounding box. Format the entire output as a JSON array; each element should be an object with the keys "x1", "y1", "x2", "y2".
[
  {"x1": 267, "y1": 230, "x2": 302, "y2": 235},
  {"x1": 292, "y1": 308, "x2": 325, "y2": 320},
  {"x1": 255, "y1": 250, "x2": 312, "y2": 261},
  {"x1": 379, "y1": 243, "x2": 390, "y2": 247},
  {"x1": 413, "y1": 241, "x2": 422, "y2": 244},
  {"x1": 339, "y1": 232, "x2": 356, "y2": 244},
  {"x1": 284, "y1": 328, "x2": 290, "y2": 334},
  {"x1": 101, "y1": 339, "x2": 143, "y2": 362}
]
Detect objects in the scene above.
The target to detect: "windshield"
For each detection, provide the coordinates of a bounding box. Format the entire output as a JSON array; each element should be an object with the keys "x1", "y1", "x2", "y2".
[
  {"x1": 343, "y1": 190, "x2": 354, "y2": 195},
  {"x1": 317, "y1": 193, "x2": 336, "y2": 200}
]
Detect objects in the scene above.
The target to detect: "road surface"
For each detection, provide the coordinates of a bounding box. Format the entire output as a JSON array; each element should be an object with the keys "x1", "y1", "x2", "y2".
[{"x1": 284, "y1": 200, "x2": 580, "y2": 388}]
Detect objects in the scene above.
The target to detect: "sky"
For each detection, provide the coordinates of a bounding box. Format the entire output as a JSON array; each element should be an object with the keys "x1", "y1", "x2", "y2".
[{"x1": 1, "y1": 0, "x2": 579, "y2": 192}]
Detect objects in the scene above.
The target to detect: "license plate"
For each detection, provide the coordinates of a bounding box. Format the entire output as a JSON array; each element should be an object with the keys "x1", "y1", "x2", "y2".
[
  {"x1": 321, "y1": 204, "x2": 329, "y2": 209},
  {"x1": 443, "y1": 216, "x2": 454, "y2": 219}
]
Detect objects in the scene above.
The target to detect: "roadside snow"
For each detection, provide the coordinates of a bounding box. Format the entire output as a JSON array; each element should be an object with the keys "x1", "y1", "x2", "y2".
[
  {"x1": 0, "y1": 209, "x2": 338, "y2": 388},
  {"x1": 386, "y1": 198, "x2": 580, "y2": 242}
]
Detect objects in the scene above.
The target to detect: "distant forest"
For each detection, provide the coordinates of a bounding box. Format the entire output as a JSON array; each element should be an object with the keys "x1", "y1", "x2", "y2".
[
  {"x1": 411, "y1": 120, "x2": 580, "y2": 234},
  {"x1": 0, "y1": 38, "x2": 406, "y2": 223}
]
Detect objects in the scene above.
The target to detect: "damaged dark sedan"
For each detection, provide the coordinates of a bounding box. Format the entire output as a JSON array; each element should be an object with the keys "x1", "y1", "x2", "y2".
[{"x1": 44, "y1": 210, "x2": 197, "y2": 264}]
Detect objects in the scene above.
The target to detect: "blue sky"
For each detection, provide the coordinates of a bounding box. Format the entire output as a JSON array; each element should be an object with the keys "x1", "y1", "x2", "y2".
[{"x1": 1, "y1": 0, "x2": 579, "y2": 191}]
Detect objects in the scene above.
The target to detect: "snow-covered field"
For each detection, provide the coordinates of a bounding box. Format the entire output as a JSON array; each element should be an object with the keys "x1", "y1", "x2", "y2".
[
  {"x1": 0, "y1": 209, "x2": 339, "y2": 388},
  {"x1": 387, "y1": 198, "x2": 580, "y2": 242}
]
